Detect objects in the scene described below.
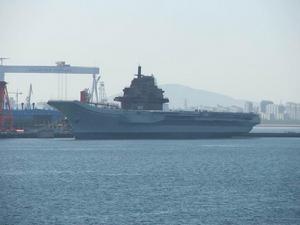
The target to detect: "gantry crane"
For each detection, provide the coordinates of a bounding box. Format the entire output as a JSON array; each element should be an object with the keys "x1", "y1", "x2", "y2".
[{"x1": 0, "y1": 61, "x2": 99, "y2": 131}]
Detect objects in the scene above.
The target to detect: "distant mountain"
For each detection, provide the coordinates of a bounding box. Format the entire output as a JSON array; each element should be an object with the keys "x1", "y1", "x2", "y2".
[
  {"x1": 109, "y1": 84, "x2": 245, "y2": 109},
  {"x1": 160, "y1": 84, "x2": 244, "y2": 109}
]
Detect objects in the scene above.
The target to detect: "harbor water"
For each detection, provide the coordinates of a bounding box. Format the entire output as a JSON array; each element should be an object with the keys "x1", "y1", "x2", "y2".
[{"x1": 1, "y1": 138, "x2": 300, "y2": 225}]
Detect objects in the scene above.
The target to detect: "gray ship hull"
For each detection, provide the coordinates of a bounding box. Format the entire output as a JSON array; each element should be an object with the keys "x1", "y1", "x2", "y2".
[{"x1": 48, "y1": 101, "x2": 260, "y2": 139}]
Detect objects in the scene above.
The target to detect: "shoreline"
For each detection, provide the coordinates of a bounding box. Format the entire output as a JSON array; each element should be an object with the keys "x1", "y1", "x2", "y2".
[
  {"x1": 1, "y1": 132, "x2": 299, "y2": 139},
  {"x1": 257, "y1": 124, "x2": 300, "y2": 127}
]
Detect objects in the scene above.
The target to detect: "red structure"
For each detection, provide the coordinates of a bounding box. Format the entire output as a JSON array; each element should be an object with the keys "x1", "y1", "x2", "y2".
[
  {"x1": 80, "y1": 89, "x2": 90, "y2": 103},
  {"x1": 0, "y1": 81, "x2": 13, "y2": 131}
]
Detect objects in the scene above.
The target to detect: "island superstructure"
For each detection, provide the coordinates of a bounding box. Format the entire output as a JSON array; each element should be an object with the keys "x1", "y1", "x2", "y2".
[
  {"x1": 114, "y1": 66, "x2": 169, "y2": 110},
  {"x1": 48, "y1": 66, "x2": 260, "y2": 139}
]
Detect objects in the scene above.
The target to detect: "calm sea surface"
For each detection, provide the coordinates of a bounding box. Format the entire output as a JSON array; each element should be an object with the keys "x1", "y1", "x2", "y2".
[{"x1": 1, "y1": 138, "x2": 300, "y2": 225}]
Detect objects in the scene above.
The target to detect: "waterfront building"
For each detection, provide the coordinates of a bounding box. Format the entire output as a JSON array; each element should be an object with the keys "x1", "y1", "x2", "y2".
[
  {"x1": 286, "y1": 102, "x2": 300, "y2": 120},
  {"x1": 260, "y1": 100, "x2": 273, "y2": 113},
  {"x1": 244, "y1": 101, "x2": 253, "y2": 113},
  {"x1": 265, "y1": 104, "x2": 284, "y2": 120}
]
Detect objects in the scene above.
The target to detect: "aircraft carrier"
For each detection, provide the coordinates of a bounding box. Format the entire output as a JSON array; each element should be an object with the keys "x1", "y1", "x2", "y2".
[{"x1": 48, "y1": 66, "x2": 260, "y2": 139}]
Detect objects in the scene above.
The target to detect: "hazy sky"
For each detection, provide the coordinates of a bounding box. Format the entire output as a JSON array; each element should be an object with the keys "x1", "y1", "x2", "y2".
[{"x1": 0, "y1": 0, "x2": 299, "y2": 104}]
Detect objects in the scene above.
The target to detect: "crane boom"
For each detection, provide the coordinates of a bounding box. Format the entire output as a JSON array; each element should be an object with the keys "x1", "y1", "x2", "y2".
[
  {"x1": 0, "y1": 64, "x2": 99, "y2": 81},
  {"x1": 25, "y1": 84, "x2": 33, "y2": 110}
]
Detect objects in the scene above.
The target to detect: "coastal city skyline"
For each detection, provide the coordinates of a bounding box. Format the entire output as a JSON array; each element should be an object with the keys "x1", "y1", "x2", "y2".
[
  {"x1": 7, "y1": 80, "x2": 300, "y2": 123},
  {"x1": 2, "y1": 75, "x2": 300, "y2": 109}
]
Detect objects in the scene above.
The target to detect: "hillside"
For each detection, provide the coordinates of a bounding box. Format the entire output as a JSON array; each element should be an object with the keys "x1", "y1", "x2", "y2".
[{"x1": 160, "y1": 84, "x2": 244, "y2": 109}]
